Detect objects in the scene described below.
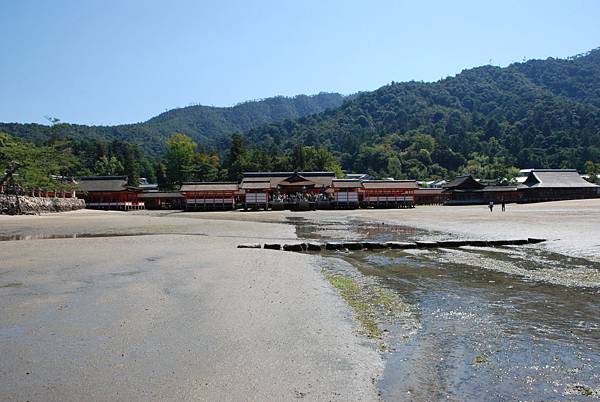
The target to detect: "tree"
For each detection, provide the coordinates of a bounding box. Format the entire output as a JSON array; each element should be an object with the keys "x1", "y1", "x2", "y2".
[
  {"x1": 193, "y1": 153, "x2": 220, "y2": 181},
  {"x1": 411, "y1": 134, "x2": 436, "y2": 153},
  {"x1": 304, "y1": 146, "x2": 344, "y2": 177},
  {"x1": 0, "y1": 132, "x2": 76, "y2": 192},
  {"x1": 7, "y1": 49, "x2": 600, "y2": 179},
  {"x1": 387, "y1": 156, "x2": 403, "y2": 179},
  {"x1": 585, "y1": 160, "x2": 600, "y2": 183},
  {"x1": 445, "y1": 111, "x2": 466, "y2": 136},
  {"x1": 44, "y1": 116, "x2": 69, "y2": 145},
  {"x1": 94, "y1": 156, "x2": 124, "y2": 176},
  {"x1": 155, "y1": 162, "x2": 168, "y2": 189},
  {"x1": 291, "y1": 143, "x2": 306, "y2": 171},
  {"x1": 224, "y1": 133, "x2": 247, "y2": 181},
  {"x1": 123, "y1": 144, "x2": 140, "y2": 186},
  {"x1": 485, "y1": 118, "x2": 502, "y2": 138},
  {"x1": 165, "y1": 133, "x2": 196, "y2": 187}
]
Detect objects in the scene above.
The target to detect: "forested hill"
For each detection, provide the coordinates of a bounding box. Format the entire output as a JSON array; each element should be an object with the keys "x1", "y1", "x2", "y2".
[
  {"x1": 245, "y1": 48, "x2": 600, "y2": 179},
  {"x1": 4, "y1": 48, "x2": 600, "y2": 180},
  {"x1": 0, "y1": 92, "x2": 345, "y2": 155}
]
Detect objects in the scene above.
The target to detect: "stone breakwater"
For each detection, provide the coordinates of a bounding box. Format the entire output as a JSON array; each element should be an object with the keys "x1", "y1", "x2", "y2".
[
  {"x1": 238, "y1": 238, "x2": 546, "y2": 252},
  {"x1": 0, "y1": 194, "x2": 85, "y2": 215}
]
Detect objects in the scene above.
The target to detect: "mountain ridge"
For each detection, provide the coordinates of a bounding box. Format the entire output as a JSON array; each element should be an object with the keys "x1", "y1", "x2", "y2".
[
  {"x1": 0, "y1": 92, "x2": 346, "y2": 154},
  {"x1": 242, "y1": 48, "x2": 600, "y2": 177}
]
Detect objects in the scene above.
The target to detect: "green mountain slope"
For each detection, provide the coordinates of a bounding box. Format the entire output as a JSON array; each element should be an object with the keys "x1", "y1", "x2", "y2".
[
  {"x1": 0, "y1": 92, "x2": 345, "y2": 155},
  {"x1": 3, "y1": 48, "x2": 600, "y2": 180},
  {"x1": 245, "y1": 48, "x2": 600, "y2": 178}
]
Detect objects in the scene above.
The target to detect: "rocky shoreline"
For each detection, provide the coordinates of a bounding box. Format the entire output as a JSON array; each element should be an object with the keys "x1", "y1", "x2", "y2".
[{"x1": 0, "y1": 194, "x2": 85, "y2": 215}]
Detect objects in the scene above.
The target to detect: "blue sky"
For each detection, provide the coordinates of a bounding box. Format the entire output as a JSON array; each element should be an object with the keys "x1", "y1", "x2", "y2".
[{"x1": 1, "y1": 0, "x2": 599, "y2": 125}]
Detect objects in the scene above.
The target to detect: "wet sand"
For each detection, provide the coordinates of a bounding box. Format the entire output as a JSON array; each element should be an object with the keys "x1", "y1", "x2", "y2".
[
  {"x1": 172, "y1": 198, "x2": 600, "y2": 260},
  {"x1": 2, "y1": 199, "x2": 600, "y2": 400},
  {"x1": 0, "y1": 211, "x2": 382, "y2": 401},
  {"x1": 255, "y1": 202, "x2": 600, "y2": 400}
]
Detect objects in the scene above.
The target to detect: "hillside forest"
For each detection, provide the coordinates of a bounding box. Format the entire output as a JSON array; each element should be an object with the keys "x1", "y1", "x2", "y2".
[{"x1": 3, "y1": 49, "x2": 600, "y2": 191}]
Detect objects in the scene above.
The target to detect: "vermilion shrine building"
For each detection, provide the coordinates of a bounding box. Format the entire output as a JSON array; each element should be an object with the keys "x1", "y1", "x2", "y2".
[{"x1": 74, "y1": 169, "x2": 598, "y2": 211}]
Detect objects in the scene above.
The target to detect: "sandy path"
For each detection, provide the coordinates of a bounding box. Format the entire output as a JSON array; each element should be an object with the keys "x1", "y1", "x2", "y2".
[{"x1": 0, "y1": 212, "x2": 382, "y2": 401}]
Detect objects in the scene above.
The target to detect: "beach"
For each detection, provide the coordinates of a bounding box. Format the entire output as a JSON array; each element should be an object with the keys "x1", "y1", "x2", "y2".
[
  {"x1": 0, "y1": 210, "x2": 382, "y2": 401},
  {"x1": 1, "y1": 199, "x2": 600, "y2": 400}
]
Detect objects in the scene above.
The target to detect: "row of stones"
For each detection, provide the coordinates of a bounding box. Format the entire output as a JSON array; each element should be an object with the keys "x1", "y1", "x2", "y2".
[{"x1": 238, "y1": 238, "x2": 546, "y2": 252}]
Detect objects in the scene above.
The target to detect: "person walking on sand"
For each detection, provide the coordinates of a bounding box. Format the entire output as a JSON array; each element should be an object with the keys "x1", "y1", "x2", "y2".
[
  {"x1": 488, "y1": 200, "x2": 494, "y2": 212},
  {"x1": 501, "y1": 199, "x2": 506, "y2": 212}
]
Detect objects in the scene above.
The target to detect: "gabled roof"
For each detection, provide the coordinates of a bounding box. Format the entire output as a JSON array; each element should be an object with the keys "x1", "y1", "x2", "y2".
[
  {"x1": 243, "y1": 171, "x2": 336, "y2": 178},
  {"x1": 180, "y1": 182, "x2": 239, "y2": 192},
  {"x1": 443, "y1": 175, "x2": 485, "y2": 190},
  {"x1": 77, "y1": 176, "x2": 129, "y2": 192},
  {"x1": 278, "y1": 179, "x2": 317, "y2": 187},
  {"x1": 346, "y1": 173, "x2": 374, "y2": 180},
  {"x1": 280, "y1": 172, "x2": 313, "y2": 185},
  {"x1": 137, "y1": 192, "x2": 184, "y2": 199},
  {"x1": 519, "y1": 169, "x2": 598, "y2": 189},
  {"x1": 361, "y1": 180, "x2": 418, "y2": 189},
  {"x1": 332, "y1": 179, "x2": 362, "y2": 189},
  {"x1": 239, "y1": 180, "x2": 271, "y2": 190},
  {"x1": 242, "y1": 171, "x2": 335, "y2": 188}
]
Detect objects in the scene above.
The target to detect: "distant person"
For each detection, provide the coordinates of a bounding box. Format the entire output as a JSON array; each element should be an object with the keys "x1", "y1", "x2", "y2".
[
  {"x1": 488, "y1": 200, "x2": 494, "y2": 212},
  {"x1": 501, "y1": 200, "x2": 506, "y2": 212}
]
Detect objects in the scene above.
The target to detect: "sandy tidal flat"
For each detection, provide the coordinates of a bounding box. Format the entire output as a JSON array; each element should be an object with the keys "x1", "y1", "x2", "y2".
[
  {"x1": 2, "y1": 199, "x2": 600, "y2": 400},
  {"x1": 0, "y1": 211, "x2": 382, "y2": 401}
]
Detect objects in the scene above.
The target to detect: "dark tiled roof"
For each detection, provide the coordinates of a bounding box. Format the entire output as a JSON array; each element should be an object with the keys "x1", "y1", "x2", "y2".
[
  {"x1": 241, "y1": 172, "x2": 334, "y2": 188},
  {"x1": 443, "y1": 175, "x2": 485, "y2": 190},
  {"x1": 240, "y1": 180, "x2": 271, "y2": 190},
  {"x1": 414, "y1": 188, "x2": 444, "y2": 194},
  {"x1": 362, "y1": 180, "x2": 418, "y2": 189},
  {"x1": 77, "y1": 176, "x2": 128, "y2": 192},
  {"x1": 278, "y1": 179, "x2": 318, "y2": 187},
  {"x1": 332, "y1": 179, "x2": 362, "y2": 189},
  {"x1": 519, "y1": 169, "x2": 598, "y2": 189},
  {"x1": 180, "y1": 182, "x2": 239, "y2": 192}
]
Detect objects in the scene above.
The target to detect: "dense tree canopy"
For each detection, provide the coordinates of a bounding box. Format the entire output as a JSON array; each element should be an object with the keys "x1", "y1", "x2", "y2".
[
  {"x1": 0, "y1": 133, "x2": 76, "y2": 191},
  {"x1": 165, "y1": 133, "x2": 197, "y2": 187},
  {"x1": 0, "y1": 131, "x2": 155, "y2": 190},
  {"x1": 3, "y1": 48, "x2": 600, "y2": 183},
  {"x1": 244, "y1": 48, "x2": 600, "y2": 180}
]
